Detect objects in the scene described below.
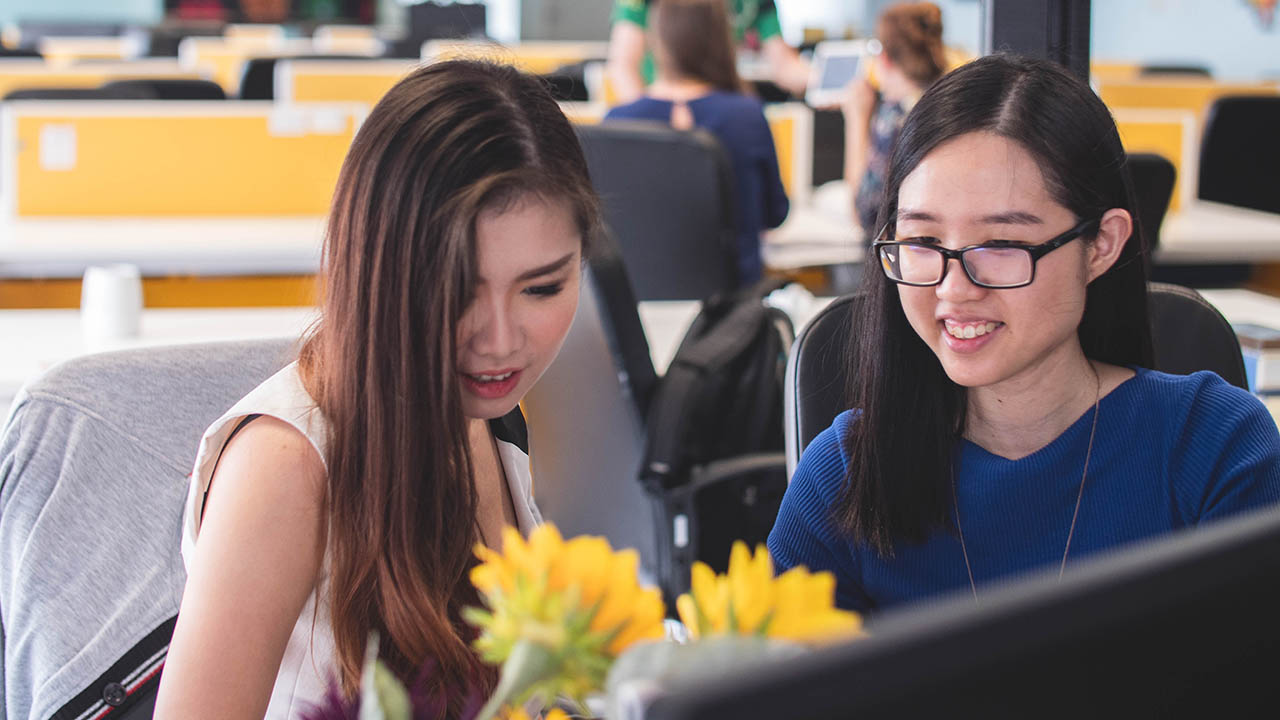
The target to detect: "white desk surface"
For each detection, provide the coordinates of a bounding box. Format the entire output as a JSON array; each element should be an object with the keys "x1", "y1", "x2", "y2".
[
  {"x1": 2, "y1": 289, "x2": 1277, "y2": 420},
  {"x1": 1156, "y1": 201, "x2": 1280, "y2": 264},
  {"x1": 0, "y1": 300, "x2": 721, "y2": 418},
  {"x1": 0, "y1": 216, "x2": 326, "y2": 277},
  {"x1": 0, "y1": 197, "x2": 1276, "y2": 278}
]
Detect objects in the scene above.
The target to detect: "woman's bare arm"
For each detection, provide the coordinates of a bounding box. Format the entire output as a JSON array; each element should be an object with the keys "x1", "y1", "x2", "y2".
[{"x1": 155, "y1": 417, "x2": 327, "y2": 719}]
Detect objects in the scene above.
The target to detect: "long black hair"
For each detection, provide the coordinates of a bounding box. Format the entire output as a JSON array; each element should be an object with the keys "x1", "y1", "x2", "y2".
[{"x1": 835, "y1": 54, "x2": 1153, "y2": 555}]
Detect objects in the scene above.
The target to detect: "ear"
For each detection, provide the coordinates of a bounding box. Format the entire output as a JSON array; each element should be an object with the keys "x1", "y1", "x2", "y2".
[{"x1": 1085, "y1": 208, "x2": 1132, "y2": 283}]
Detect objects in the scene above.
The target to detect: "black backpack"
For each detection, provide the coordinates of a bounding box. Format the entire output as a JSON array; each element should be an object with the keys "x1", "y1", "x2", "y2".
[{"x1": 639, "y1": 281, "x2": 794, "y2": 602}]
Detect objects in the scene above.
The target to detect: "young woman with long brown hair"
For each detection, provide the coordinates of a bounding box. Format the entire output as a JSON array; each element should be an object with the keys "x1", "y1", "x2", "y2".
[
  {"x1": 605, "y1": 0, "x2": 789, "y2": 286},
  {"x1": 155, "y1": 60, "x2": 600, "y2": 718}
]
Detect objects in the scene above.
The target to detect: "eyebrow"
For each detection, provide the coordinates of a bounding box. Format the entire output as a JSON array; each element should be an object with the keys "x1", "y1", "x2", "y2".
[
  {"x1": 896, "y1": 208, "x2": 1044, "y2": 225},
  {"x1": 515, "y1": 251, "x2": 577, "y2": 282}
]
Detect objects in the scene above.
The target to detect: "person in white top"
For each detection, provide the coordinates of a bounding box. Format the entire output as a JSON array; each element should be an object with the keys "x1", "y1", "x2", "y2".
[{"x1": 155, "y1": 60, "x2": 602, "y2": 719}]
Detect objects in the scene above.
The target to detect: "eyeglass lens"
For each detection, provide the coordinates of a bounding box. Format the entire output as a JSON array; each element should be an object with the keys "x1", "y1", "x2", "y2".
[{"x1": 879, "y1": 244, "x2": 1034, "y2": 287}]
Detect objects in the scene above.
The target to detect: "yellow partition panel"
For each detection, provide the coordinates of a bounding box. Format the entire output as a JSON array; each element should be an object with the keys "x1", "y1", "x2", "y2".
[
  {"x1": 277, "y1": 59, "x2": 418, "y2": 105},
  {"x1": 1098, "y1": 79, "x2": 1279, "y2": 121},
  {"x1": 1114, "y1": 109, "x2": 1197, "y2": 214},
  {"x1": 421, "y1": 40, "x2": 610, "y2": 76},
  {"x1": 1091, "y1": 61, "x2": 1140, "y2": 83},
  {"x1": 4, "y1": 102, "x2": 362, "y2": 217},
  {"x1": 178, "y1": 36, "x2": 311, "y2": 95},
  {"x1": 0, "y1": 60, "x2": 200, "y2": 100},
  {"x1": 764, "y1": 103, "x2": 813, "y2": 206}
]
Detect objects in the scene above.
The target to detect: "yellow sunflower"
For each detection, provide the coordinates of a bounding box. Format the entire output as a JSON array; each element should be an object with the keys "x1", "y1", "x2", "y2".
[{"x1": 675, "y1": 542, "x2": 863, "y2": 643}]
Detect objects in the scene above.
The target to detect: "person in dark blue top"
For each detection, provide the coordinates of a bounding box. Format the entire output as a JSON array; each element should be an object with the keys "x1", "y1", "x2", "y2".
[
  {"x1": 768, "y1": 54, "x2": 1280, "y2": 613},
  {"x1": 605, "y1": 0, "x2": 789, "y2": 286}
]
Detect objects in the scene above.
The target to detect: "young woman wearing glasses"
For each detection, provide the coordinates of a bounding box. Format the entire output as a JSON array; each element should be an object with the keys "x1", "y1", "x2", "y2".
[{"x1": 768, "y1": 54, "x2": 1280, "y2": 612}]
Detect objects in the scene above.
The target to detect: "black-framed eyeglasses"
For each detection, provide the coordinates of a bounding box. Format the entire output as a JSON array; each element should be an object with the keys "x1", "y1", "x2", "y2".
[{"x1": 872, "y1": 217, "x2": 1102, "y2": 289}]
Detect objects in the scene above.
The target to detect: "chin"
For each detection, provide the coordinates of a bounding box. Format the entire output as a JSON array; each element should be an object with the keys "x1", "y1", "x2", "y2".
[{"x1": 462, "y1": 398, "x2": 521, "y2": 421}]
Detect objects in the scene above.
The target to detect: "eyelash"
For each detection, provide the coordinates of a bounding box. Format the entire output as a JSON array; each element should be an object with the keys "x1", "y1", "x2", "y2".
[{"x1": 525, "y1": 282, "x2": 564, "y2": 298}]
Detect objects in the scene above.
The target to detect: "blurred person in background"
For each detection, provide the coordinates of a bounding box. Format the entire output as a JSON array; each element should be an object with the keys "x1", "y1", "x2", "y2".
[
  {"x1": 607, "y1": 0, "x2": 810, "y2": 105},
  {"x1": 606, "y1": 0, "x2": 789, "y2": 286},
  {"x1": 844, "y1": 1, "x2": 946, "y2": 241}
]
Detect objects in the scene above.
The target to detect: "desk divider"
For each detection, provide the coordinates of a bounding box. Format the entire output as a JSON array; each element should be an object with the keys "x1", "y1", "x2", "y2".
[
  {"x1": 177, "y1": 36, "x2": 314, "y2": 95},
  {"x1": 1, "y1": 101, "x2": 366, "y2": 217},
  {"x1": 1114, "y1": 108, "x2": 1198, "y2": 213},
  {"x1": 420, "y1": 40, "x2": 610, "y2": 76},
  {"x1": 275, "y1": 58, "x2": 419, "y2": 105},
  {"x1": 0, "y1": 59, "x2": 201, "y2": 101},
  {"x1": 37, "y1": 36, "x2": 147, "y2": 66},
  {"x1": 1098, "y1": 79, "x2": 1280, "y2": 122},
  {"x1": 765, "y1": 103, "x2": 814, "y2": 208}
]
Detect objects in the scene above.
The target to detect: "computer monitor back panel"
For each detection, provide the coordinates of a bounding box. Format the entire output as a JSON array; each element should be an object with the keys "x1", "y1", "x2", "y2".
[{"x1": 644, "y1": 504, "x2": 1280, "y2": 719}]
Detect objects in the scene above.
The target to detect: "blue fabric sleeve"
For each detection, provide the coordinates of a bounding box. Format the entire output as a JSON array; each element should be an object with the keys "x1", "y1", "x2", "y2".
[
  {"x1": 1168, "y1": 372, "x2": 1280, "y2": 525},
  {"x1": 768, "y1": 412, "x2": 869, "y2": 611},
  {"x1": 752, "y1": 107, "x2": 790, "y2": 230}
]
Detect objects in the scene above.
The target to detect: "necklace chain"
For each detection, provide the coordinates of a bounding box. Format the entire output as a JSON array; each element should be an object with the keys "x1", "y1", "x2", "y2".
[{"x1": 952, "y1": 367, "x2": 1102, "y2": 601}]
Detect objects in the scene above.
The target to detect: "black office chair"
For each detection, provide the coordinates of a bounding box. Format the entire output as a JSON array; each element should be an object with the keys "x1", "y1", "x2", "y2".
[
  {"x1": 1198, "y1": 95, "x2": 1280, "y2": 216},
  {"x1": 2, "y1": 85, "x2": 153, "y2": 101},
  {"x1": 0, "y1": 339, "x2": 296, "y2": 720},
  {"x1": 1139, "y1": 64, "x2": 1212, "y2": 77},
  {"x1": 100, "y1": 78, "x2": 227, "y2": 100},
  {"x1": 1126, "y1": 152, "x2": 1176, "y2": 250},
  {"x1": 783, "y1": 283, "x2": 1249, "y2": 472},
  {"x1": 576, "y1": 121, "x2": 739, "y2": 301}
]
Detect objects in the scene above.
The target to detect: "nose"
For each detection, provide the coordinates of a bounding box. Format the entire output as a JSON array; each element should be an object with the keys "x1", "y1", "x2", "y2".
[
  {"x1": 464, "y1": 294, "x2": 523, "y2": 360},
  {"x1": 935, "y1": 256, "x2": 986, "y2": 302}
]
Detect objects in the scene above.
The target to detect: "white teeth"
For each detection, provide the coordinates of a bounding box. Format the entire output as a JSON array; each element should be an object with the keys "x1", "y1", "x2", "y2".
[
  {"x1": 946, "y1": 322, "x2": 999, "y2": 339},
  {"x1": 473, "y1": 372, "x2": 513, "y2": 382}
]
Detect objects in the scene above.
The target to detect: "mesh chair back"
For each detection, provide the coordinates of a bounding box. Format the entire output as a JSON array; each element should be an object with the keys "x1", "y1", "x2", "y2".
[
  {"x1": 577, "y1": 121, "x2": 738, "y2": 301},
  {"x1": 1198, "y1": 95, "x2": 1280, "y2": 215}
]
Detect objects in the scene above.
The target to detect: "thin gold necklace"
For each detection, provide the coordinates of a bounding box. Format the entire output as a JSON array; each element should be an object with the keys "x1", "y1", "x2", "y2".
[{"x1": 951, "y1": 366, "x2": 1102, "y2": 601}]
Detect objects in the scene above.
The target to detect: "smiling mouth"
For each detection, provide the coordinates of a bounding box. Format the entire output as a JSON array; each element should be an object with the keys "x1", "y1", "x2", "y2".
[
  {"x1": 465, "y1": 371, "x2": 515, "y2": 382},
  {"x1": 460, "y1": 368, "x2": 523, "y2": 400},
  {"x1": 944, "y1": 321, "x2": 1003, "y2": 339}
]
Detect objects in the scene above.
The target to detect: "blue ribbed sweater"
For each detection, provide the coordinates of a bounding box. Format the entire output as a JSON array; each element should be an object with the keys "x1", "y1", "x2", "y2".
[{"x1": 767, "y1": 368, "x2": 1280, "y2": 613}]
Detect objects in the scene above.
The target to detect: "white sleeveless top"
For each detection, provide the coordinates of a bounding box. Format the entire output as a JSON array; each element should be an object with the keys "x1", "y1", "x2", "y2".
[{"x1": 181, "y1": 363, "x2": 542, "y2": 718}]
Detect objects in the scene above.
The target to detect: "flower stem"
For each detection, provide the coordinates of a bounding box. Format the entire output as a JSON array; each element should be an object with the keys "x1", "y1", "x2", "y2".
[{"x1": 474, "y1": 639, "x2": 559, "y2": 720}]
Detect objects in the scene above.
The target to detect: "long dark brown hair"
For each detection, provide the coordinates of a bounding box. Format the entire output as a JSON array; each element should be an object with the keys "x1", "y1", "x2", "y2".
[
  {"x1": 836, "y1": 54, "x2": 1152, "y2": 555},
  {"x1": 298, "y1": 60, "x2": 599, "y2": 707},
  {"x1": 652, "y1": 0, "x2": 746, "y2": 93}
]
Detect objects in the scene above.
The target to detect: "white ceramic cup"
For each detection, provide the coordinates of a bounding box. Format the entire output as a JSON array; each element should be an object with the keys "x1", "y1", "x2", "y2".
[{"x1": 81, "y1": 263, "x2": 143, "y2": 343}]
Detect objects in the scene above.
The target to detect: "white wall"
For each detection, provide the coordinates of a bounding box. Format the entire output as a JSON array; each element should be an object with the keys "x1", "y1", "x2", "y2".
[
  {"x1": 0, "y1": 0, "x2": 161, "y2": 25},
  {"x1": 1092, "y1": 0, "x2": 1280, "y2": 81}
]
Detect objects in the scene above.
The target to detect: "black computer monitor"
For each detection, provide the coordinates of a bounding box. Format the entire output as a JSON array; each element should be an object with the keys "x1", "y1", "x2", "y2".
[{"x1": 644, "y1": 503, "x2": 1280, "y2": 719}]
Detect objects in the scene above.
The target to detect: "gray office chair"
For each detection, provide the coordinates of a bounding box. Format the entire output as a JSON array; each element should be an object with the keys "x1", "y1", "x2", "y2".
[
  {"x1": 784, "y1": 283, "x2": 1249, "y2": 474},
  {"x1": 523, "y1": 233, "x2": 661, "y2": 578},
  {"x1": 0, "y1": 338, "x2": 295, "y2": 720},
  {"x1": 576, "y1": 121, "x2": 739, "y2": 301}
]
